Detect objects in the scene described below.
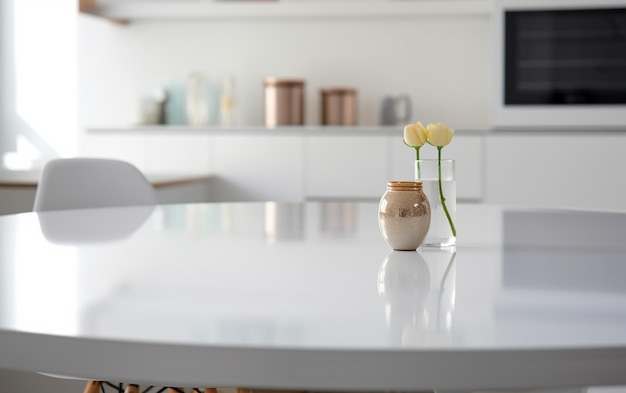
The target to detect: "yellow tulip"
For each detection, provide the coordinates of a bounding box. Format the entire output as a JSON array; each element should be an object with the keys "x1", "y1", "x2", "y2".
[
  {"x1": 426, "y1": 123, "x2": 455, "y2": 147},
  {"x1": 401, "y1": 120, "x2": 456, "y2": 238},
  {"x1": 403, "y1": 122, "x2": 428, "y2": 148}
]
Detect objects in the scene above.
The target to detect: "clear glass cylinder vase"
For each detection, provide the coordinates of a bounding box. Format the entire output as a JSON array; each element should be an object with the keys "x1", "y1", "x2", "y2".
[{"x1": 415, "y1": 159, "x2": 456, "y2": 247}]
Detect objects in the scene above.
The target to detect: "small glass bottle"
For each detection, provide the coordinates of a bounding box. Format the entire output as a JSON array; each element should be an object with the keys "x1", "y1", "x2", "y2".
[
  {"x1": 378, "y1": 181, "x2": 431, "y2": 251},
  {"x1": 220, "y1": 75, "x2": 236, "y2": 126},
  {"x1": 186, "y1": 72, "x2": 209, "y2": 126}
]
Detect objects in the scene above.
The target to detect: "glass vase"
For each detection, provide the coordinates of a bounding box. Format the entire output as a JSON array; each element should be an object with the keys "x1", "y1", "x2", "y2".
[{"x1": 415, "y1": 159, "x2": 456, "y2": 247}]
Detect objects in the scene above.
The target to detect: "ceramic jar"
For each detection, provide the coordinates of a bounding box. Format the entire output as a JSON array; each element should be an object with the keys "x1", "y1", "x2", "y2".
[{"x1": 378, "y1": 181, "x2": 431, "y2": 251}]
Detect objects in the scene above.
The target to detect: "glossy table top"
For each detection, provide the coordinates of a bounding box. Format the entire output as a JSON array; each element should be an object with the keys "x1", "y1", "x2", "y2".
[{"x1": 1, "y1": 202, "x2": 626, "y2": 390}]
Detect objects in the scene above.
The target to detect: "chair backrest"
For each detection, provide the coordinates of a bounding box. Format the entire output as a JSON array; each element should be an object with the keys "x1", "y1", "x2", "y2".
[{"x1": 33, "y1": 158, "x2": 158, "y2": 211}]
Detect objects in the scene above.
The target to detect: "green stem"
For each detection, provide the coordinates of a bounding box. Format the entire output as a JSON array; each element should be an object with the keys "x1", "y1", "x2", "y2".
[
  {"x1": 415, "y1": 147, "x2": 421, "y2": 179},
  {"x1": 437, "y1": 147, "x2": 456, "y2": 237}
]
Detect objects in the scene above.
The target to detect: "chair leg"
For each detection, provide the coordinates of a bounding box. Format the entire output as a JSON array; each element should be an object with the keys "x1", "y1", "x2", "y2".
[
  {"x1": 124, "y1": 384, "x2": 140, "y2": 393},
  {"x1": 82, "y1": 381, "x2": 101, "y2": 393}
]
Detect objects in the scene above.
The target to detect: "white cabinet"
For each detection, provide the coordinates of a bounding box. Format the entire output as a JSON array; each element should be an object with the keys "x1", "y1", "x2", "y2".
[
  {"x1": 486, "y1": 133, "x2": 626, "y2": 210},
  {"x1": 81, "y1": 127, "x2": 487, "y2": 203},
  {"x1": 78, "y1": 127, "x2": 626, "y2": 210},
  {"x1": 145, "y1": 134, "x2": 213, "y2": 175},
  {"x1": 306, "y1": 132, "x2": 485, "y2": 201},
  {"x1": 78, "y1": 133, "x2": 146, "y2": 171},
  {"x1": 389, "y1": 133, "x2": 485, "y2": 201},
  {"x1": 81, "y1": 130, "x2": 214, "y2": 175},
  {"x1": 305, "y1": 135, "x2": 389, "y2": 200},
  {"x1": 211, "y1": 134, "x2": 305, "y2": 202}
]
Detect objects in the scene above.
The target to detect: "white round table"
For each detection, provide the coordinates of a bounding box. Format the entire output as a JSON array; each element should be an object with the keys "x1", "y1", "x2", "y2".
[{"x1": 1, "y1": 202, "x2": 625, "y2": 391}]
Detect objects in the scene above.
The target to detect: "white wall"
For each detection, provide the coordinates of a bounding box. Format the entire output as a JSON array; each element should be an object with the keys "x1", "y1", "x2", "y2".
[{"x1": 77, "y1": 13, "x2": 492, "y2": 129}]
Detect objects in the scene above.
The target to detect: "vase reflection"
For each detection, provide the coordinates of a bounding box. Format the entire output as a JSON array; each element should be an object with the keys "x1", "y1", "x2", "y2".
[{"x1": 377, "y1": 247, "x2": 456, "y2": 346}]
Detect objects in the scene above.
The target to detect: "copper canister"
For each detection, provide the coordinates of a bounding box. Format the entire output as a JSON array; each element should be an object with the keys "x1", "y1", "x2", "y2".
[
  {"x1": 264, "y1": 78, "x2": 305, "y2": 127},
  {"x1": 321, "y1": 87, "x2": 357, "y2": 126}
]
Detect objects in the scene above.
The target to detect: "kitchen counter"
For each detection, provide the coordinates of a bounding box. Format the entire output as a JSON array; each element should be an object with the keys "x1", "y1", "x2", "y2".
[{"x1": 0, "y1": 170, "x2": 213, "y2": 215}]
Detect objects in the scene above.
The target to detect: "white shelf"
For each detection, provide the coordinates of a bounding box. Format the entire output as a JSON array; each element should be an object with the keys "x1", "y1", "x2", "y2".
[
  {"x1": 88, "y1": 0, "x2": 493, "y2": 21},
  {"x1": 86, "y1": 125, "x2": 490, "y2": 135}
]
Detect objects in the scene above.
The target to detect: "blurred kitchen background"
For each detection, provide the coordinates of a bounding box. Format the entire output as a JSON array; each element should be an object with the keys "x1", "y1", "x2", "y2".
[
  {"x1": 4, "y1": 0, "x2": 626, "y2": 214},
  {"x1": 0, "y1": 0, "x2": 490, "y2": 166}
]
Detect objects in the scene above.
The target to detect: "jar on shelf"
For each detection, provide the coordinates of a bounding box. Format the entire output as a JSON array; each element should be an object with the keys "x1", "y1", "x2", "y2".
[
  {"x1": 320, "y1": 87, "x2": 357, "y2": 126},
  {"x1": 264, "y1": 77, "x2": 305, "y2": 127}
]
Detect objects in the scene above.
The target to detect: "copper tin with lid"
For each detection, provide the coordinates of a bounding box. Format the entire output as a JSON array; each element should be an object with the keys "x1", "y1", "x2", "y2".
[
  {"x1": 264, "y1": 78, "x2": 305, "y2": 127},
  {"x1": 321, "y1": 87, "x2": 357, "y2": 126}
]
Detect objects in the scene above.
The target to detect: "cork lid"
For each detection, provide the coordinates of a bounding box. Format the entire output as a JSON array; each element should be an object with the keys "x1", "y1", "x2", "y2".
[
  {"x1": 265, "y1": 77, "x2": 305, "y2": 86},
  {"x1": 321, "y1": 87, "x2": 357, "y2": 95}
]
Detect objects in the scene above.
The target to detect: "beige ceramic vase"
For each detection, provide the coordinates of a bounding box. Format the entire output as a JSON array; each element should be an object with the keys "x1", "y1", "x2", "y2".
[{"x1": 378, "y1": 181, "x2": 431, "y2": 251}]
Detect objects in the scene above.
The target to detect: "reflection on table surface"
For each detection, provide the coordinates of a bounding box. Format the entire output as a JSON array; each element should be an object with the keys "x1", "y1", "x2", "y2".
[{"x1": 1, "y1": 202, "x2": 626, "y2": 351}]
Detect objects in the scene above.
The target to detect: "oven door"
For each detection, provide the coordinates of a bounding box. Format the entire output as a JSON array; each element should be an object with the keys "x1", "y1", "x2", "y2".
[{"x1": 493, "y1": 0, "x2": 626, "y2": 128}]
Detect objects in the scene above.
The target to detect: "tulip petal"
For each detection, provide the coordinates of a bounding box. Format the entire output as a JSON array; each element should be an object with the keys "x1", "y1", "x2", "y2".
[
  {"x1": 403, "y1": 122, "x2": 428, "y2": 147},
  {"x1": 426, "y1": 122, "x2": 454, "y2": 147}
]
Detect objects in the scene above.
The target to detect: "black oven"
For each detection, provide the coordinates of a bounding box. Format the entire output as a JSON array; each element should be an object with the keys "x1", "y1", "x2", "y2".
[{"x1": 504, "y1": 7, "x2": 626, "y2": 106}]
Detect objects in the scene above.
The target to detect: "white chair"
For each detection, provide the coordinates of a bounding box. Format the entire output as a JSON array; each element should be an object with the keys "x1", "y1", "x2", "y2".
[
  {"x1": 33, "y1": 159, "x2": 218, "y2": 393},
  {"x1": 34, "y1": 158, "x2": 158, "y2": 212},
  {"x1": 33, "y1": 158, "x2": 159, "y2": 392}
]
